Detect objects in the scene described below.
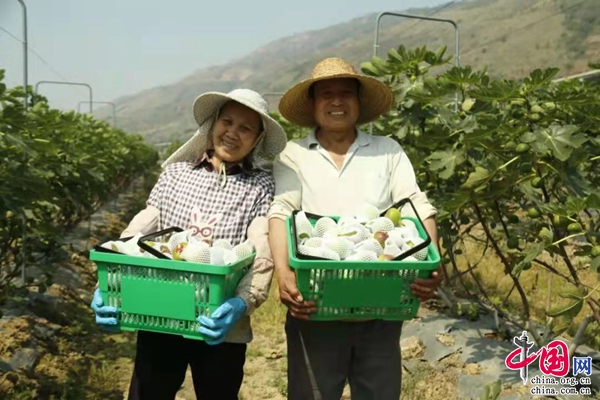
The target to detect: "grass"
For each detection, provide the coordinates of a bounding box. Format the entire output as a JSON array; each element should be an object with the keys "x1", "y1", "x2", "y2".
[{"x1": 446, "y1": 226, "x2": 599, "y2": 345}]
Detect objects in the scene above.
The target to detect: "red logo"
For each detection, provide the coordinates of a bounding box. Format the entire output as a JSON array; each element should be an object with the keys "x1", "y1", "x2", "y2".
[{"x1": 505, "y1": 331, "x2": 569, "y2": 384}]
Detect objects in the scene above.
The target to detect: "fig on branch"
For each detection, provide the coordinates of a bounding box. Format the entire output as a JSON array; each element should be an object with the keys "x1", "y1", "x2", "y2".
[
  {"x1": 516, "y1": 143, "x2": 530, "y2": 154},
  {"x1": 567, "y1": 222, "x2": 583, "y2": 233},
  {"x1": 527, "y1": 208, "x2": 541, "y2": 219}
]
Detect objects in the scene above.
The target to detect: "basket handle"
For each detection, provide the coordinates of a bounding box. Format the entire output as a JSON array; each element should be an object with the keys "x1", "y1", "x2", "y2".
[
  {"x1": 384, "y1": 197, "x2": 432, "y2": 261},
  {"x1": 93, "y1": 235, "x2": 135, "y2": 255},
  {"x1": 137, "y1": 227, "x2": 184, "y2": 260}
]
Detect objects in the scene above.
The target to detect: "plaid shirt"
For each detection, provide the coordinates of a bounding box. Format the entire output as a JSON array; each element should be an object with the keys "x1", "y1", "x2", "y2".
[
  {"x1": 147, "y1": 157, "x2": 274, "y2": 245},
  {"x1": 114, "y1": 155, "x2": 275, "y2": 344}
]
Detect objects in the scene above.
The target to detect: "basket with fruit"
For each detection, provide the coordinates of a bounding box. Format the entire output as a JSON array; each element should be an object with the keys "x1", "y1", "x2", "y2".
[
  {"x1": 286, "y1": 197, "x2": 440, "y2": 321},
  {"x1": 89, "y1": 225, "x2": 255, "y2": 340}
]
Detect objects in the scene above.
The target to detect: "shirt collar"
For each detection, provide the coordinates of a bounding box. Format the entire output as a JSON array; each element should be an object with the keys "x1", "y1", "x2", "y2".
[
  {"x1": 307, "y1": 127, "x2": 372, "y2": 149},
  {"x1": 191, "y1": 150, "x2": 244, "y2": 175}
]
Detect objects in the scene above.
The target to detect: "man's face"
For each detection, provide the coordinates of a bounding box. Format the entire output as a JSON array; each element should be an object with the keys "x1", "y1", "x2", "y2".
[
  {"x1": 212, "y1": 101, "x2": 262, "y2": 163},
  {"x1": 311, "y1": 78, "x2": 360, "y2": 132}
]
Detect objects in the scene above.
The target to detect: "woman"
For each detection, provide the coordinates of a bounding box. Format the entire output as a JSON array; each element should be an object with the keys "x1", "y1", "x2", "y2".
[{"x1": 90, "y1": 89, "x2": 287, "y2": 400}]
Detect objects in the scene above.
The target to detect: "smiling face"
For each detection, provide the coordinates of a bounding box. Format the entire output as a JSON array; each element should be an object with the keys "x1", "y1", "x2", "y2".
[
  {"x1": 311, "y1": 78, "x2": 360, "y2": 132},
  {"x1": 212, "y1": 100, "x2": 263, "y2": 164}
]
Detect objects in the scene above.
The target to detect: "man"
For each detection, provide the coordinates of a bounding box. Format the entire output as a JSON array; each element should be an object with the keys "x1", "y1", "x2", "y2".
[{"x1": 267, "y1": 57, "x2": 443, "y2": 400}]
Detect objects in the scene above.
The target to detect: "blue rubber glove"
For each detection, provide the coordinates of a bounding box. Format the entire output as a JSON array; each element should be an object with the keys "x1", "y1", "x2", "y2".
[
  {"x1": 198, "y1": 297, "x2": 247, "y2": 345},
  {"x1": 90, "y1": 288, "x2": 119, "y2": 332}
]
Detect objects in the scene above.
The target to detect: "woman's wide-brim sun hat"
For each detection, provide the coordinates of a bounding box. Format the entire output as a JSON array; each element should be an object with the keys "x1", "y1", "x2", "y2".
[
  {"x1": 162, "y1": 88, "x2": 287, "y2": 169},
  {"x1": 278, "y1": 57, "x2": 395, "y2": 127}
]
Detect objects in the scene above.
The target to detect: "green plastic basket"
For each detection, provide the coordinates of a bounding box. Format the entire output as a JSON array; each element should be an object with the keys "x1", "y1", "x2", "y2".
[
  {"x1": 89, "y1": 234, "x2": 253, "y2": 340},
  {"x1": 286, "y1": 199, "x2": 440, "y2": 321}
]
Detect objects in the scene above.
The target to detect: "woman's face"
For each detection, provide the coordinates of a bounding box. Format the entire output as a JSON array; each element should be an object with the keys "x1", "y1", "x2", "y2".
[{"x1": 212, "y1": 101, "x2": 262, "y2": 163}]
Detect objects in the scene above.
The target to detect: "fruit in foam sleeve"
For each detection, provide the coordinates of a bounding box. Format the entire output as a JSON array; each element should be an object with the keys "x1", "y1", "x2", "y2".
[
  {"x1": 384, "y1": 207, "x2": 402, "y2": 227},
  {"x1": 372, "y1": 231, "x2": 389, "y2": 248},
  {"x1": 168, "y1": 230, "x2": 192, "y2": 252},
  {"x1": 397, "y1": 225, "x2": 419, "y2": 240},
  {"x1": 378, "y1": 254, "x2": 395, "y2": 261},
  {"x1": 298, "y1": 245, "x2": 341, "y2": 260},
  {"x1": 337, "y1": 216, "x2": 359, "y2": 228},
  {"x1": 383, "y1": 238, "x2": 403, "y2": 258},
  {"x1": 314, "y1": 217, "x2": 337, "y2": 237},
  {"x1": 402, "y1": 237, "x2": 428, "y2": 260},
  {"x1": 173, "y1": 242, "x2": 189, "y2": 261},
  {"x1": 401, "y1": 255, "x2": 419, "y2": 262},
  {"x1": 346, "y1": 250, "x2": 378, "y2": 261},
  {"x1": 303, "y1": 237, "x2": 324, "y2": 248},
  {"x1": 338, "y1": 224, "x2": 367, "y2": 244},
  {"x1": 323, "y1": 227, "x2": 341, "y2": 239},
  {"x1": 223, "y1": 249, "x2": 238, "y2": 265},
  {"x1": 99, "y1": 229, "x2": 255, "y2": 266},
  {"x1": 354, "y1": 238, "x2": 384, "y2": 257},
  {"x1": 398, "y1": 218, "x2": 417, "y2": 232},
  {"x1": 232, "y1": 239, "x2": 254, "y2": 260},
  {"x1": 295, "y1": 211, "x2": 314, "y2": 240},
  {"x1": 290, "y1": 203, "x2": 433, "y2": 264},
  {"x1": 212, "y1": 239, "x2": 233, "y2": 250},
  {"x1": 356, "y1": 204, "x2": 380, "y2": 224},
  {"x1": 181, "y1": 244, "x2": 211, "y2": 263},
  {"x1": 387, "y1": 230, "x2": 407, "y2": 248},
  {"x1": 323, "y1": 237, "x2": 354, "y2": 259},
  {"x1": 366, "y1": 217, "x2": 395, "y2": 233},
  {"x1": 210, "y1": 247, "x2": 226, "y2": 265}
]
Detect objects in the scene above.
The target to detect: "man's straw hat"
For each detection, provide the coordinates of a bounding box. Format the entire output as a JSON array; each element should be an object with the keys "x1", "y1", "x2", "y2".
[{"x1": 278, "y1": 57, "x2": 394, "y2": 127}]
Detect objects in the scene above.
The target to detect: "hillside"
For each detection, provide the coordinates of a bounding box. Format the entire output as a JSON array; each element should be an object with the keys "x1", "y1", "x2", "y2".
[{"x1": 96, "y1": 0, "x2": 600, "y2": 144}]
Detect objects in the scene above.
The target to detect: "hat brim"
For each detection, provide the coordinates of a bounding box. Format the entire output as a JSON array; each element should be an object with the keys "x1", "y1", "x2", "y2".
[
  {"x1": 278, "y1": 73, "x2": 394, "y2": 127},
  {"x1": 192, "y1": 92, "x2": 287, "y2": 159}
]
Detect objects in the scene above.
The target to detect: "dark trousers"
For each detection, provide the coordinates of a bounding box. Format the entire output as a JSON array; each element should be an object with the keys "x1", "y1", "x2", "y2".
[
  {"x1": 285, "y1": 313, "x2": 403, "y2": 400},
  {"x1": 127, "y1": 330, "x2": 247, "y2": 400}
]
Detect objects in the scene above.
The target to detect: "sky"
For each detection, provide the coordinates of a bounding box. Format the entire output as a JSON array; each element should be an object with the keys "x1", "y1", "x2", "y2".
[{"x1": 0, "y1": 0, "x2": 450, "y2": 111}]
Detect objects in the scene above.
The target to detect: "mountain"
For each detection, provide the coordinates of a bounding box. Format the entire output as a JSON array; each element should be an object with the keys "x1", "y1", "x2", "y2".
[{"x1": 95, "y1": 0, "x2": 600, "y2": 144}]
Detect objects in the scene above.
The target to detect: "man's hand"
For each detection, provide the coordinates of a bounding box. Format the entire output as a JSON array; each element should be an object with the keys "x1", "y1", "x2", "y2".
[
  {"x1": 277, "y1": 269, "x2": 316, "y2": 320},
  {"x1": 410, "y1": 267, "x2": 443, "y2": 302}
]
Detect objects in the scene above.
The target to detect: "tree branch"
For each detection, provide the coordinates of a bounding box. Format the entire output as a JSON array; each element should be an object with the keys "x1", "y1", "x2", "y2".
[
  {"x1": 531, "y1": 259, "x2": 575, "y2": 285},
  {"x1": 558, "y1": 243, "x2": 582, "y2": 286},
  {"x1": 472, "y1": 201, "x2": 531, "y2": 320}
]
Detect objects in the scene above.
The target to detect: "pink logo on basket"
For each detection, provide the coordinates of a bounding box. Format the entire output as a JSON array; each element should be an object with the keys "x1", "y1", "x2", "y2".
[{"x1": 189, "y1": 206, "x2": 223, "y2": 244}]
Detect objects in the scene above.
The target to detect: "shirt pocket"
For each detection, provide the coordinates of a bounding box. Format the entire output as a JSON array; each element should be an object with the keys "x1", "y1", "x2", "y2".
[{"x1": 361, "y1": 168, "x2": 391, "y2": 210}]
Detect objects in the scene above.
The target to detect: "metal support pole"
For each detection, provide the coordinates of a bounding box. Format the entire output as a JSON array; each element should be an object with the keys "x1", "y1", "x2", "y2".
[
  {"x1": 35, "y1": 81, "x2": 93, "y2": 113},
  {"x1": 261, "y1": 92, "x2": 285, "y2": 103},
  {"x1": 261, "y1": 92, "x2": 285, "y2": 97},
  {"x1": 78, "y1": 101, "x2": 117, "y2": 127},
  {"x1": 373, "y1": 11, "x2": 460, "y2": 67},
  {"x1": 371, "y1": 11, "x2": 461, "y2": 133},
  {"x1": 21, "y1": 214, "x2": 26, "y2": 284},
  {"x1": 18, "y1": 0, "x2": 28, "y2": 110}
]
